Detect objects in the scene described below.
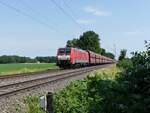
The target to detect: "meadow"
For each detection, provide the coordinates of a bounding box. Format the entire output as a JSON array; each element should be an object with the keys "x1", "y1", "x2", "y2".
[{"x1": 0, "y1": 63, "x2": 58, "y2": 76}]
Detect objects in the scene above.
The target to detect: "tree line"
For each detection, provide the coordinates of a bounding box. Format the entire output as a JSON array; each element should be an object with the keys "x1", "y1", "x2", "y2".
[
  {"x1": 0, "y1": 55, "x2": 56, "y2": 64},
  {"x1": 66, "y1": 31, "x2": 115, "y2": 59}
]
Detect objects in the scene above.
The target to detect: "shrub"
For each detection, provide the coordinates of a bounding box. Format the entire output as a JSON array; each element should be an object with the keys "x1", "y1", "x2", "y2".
[{"x1": 54, "y1": 42, "x2": 150, "y2": 113}]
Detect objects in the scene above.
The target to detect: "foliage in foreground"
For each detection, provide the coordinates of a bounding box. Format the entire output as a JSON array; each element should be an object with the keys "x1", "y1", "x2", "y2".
[
  {"x1": 117, "y1": 58, "x2": 133, "y2": 70},
  {"x1": 116, "y1": 41, "x2": 150, "y2": 113},
  {"x1": 24, "y1": 96, "x2": 45, "y2": 113},
  {"x1": 54, "y1": 66, "x2": 121, "y2": 113},
  {"x1": 54, "y1": 42, "x2": 150, "y2": 113}
]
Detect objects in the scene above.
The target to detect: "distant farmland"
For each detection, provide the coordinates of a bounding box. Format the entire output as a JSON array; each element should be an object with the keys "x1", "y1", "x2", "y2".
[{"x1": 0, "y1": 63, "x2": 58, "y2": 76}]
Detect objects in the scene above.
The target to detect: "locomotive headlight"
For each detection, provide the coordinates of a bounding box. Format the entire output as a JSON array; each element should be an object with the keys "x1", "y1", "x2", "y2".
[{"x1": 58, "y1": 55, "x2": 70, "y2": 60}]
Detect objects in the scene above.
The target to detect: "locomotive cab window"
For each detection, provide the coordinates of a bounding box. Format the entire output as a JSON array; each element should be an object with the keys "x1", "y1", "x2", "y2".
[
  {"x1": 59, "y1": 49, "x2": 65, "y2": 54},
  {"x1": 58, "y1": 48, "x2": 71, "y2": 55},
  {"x1": 66, "y1": 48, "x2": 71, "y2": 55}
]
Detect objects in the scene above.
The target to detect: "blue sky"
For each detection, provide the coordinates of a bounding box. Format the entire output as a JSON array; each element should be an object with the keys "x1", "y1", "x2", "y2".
[{"x1": 0, "y1": 0, "x2": 149, "y2": 58}]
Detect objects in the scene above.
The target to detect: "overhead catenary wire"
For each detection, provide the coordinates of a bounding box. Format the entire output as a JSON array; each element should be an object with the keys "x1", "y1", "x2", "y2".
[
  {"x1": 62, "y1": 0, "x2": 77, "y2": 18},
  {"x1": 18, "y1": 0, "x2": 58, "y2": 28},
  {"x1": 0, "y1": 0, "x2": 57, "y2": 31},
  {"x1": 0, "y1": 0, "x2": 71, "y2": 37},
  {"x1": 62, "y1": 0, "x2": 90, "y2": 30},
  {"x1": 49, "y1": 0, "x2": 82, "y2": 29}
]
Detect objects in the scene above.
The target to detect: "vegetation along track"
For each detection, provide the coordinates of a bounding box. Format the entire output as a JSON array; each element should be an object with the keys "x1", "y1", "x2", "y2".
[{"x1": 0, "y1": 64, "x2": 110, "y2": 97}]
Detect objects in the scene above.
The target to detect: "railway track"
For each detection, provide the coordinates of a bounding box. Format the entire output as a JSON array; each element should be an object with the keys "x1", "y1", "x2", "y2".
[
  {"x1": 0, "y1": 69, "x2": 71, "y2": 86},
  {"x1": 0, "y1": 69, "x2": 61, "y2": 83},
  {"x1": 0, "y1": 64, "x2": 110, "y2": 97}
]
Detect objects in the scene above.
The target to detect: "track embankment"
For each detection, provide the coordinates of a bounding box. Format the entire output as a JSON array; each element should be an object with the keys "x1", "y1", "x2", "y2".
[{"x1": 0, "y1": 64, "x2": 111, "y2": 113}]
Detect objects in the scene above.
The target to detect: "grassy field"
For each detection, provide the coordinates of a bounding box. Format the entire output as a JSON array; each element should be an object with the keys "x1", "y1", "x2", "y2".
[{"x1": 0, "y1": 63, "x2": 58, "y2": 76}]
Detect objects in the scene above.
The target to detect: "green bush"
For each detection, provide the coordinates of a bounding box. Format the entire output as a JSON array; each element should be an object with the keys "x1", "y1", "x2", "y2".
[
  {"x1": 54, "y1": 80, "x2": 89, "y2": 113},
  {"x1": 117, "y1": 58, "x2": 133, "y2": 72},
  {"x1": 54, "y1": 72, "x2": 121, "y2": 113},
  {"x1": 54, "y1": 42, "x2": 150, "y2": 113},
  {"x1": 117, "y1": 41, "x2": 150, "y2": 113}
]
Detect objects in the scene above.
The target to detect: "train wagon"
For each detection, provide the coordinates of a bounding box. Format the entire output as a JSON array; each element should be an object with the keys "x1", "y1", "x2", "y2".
[
  {"x1": 57, "y1": 47, "x2": 89, "y2": 68},
  {"x1": 87, "y1": 50, "x2": 111, "y2": 65},
  {"x1": 87, "y1": 50, "x2": 96, "y2": 65}
]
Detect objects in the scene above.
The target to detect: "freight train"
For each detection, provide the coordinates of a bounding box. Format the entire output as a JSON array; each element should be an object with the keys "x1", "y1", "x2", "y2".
[{"x1": 56, "y1": 47, "x2": 114, "y2": 68}]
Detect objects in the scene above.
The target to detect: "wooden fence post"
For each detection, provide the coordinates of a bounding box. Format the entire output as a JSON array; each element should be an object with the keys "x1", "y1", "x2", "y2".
[{"x1": 46, "y1": 92, "x2": 54, "y2": 113}]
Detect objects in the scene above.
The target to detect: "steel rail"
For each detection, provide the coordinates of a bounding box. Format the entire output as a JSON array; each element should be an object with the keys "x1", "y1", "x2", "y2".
[{"x1": 0, "y1": 64, "x2": 110, "y2": 97}]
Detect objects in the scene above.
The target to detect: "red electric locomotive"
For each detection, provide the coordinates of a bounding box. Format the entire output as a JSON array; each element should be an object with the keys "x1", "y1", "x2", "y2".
[
  {"x1": 57, "y1": 47, "x2": 114, "y2": 68},
  {"x1": 57, "y1": 47, "x2": 89, "y2": 68}
]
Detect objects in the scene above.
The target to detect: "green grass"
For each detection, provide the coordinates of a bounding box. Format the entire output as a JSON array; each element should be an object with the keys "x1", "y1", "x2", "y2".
[
  {"x1": 24, "y1": 96, "x2": 45, "y2": 113},
  {"x1": 89, "y1": 64, "x2": 120, "y2": 80},
  {"x1": 15, "y1": 96, "x2": 45, "y2": 113},
  {"x1": 0, "y1": 63, "x2": 58, "y2": 76}
]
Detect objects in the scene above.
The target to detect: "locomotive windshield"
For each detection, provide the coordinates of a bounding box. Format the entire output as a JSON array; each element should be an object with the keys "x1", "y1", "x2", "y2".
[
  {"x1": 59, "y1": 49, "x2": 65, "y2": 54},
  {"x1": 66, "y1": 48, "x2": 71, "y2": 54},
  {"x1": 58, "y1": 48, "x2": 71, "y2": 55}
]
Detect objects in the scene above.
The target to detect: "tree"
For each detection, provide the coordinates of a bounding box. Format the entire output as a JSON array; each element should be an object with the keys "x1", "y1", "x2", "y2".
[
  {"x1": 66, "y1": 38, "x2": 79, "y2": 47},
  {"x1": 104, "y1": 52, "x2": 115, "y2": 59},
  {"x1": 100, "y1": 48, "x2": 106, "y2": 55},
  {"x1": 100, "y1": 48, "x2": 115, "y2": 59},
  {"x1": 35, "y1": 56, "x2": 56, "y2": 63},
  {"x1": 78, "y1": 31, "x2": 101, "y2": 53},
  {"x1": 66, "y1": 31, "x2": 101, "y2": 53},
  {"x1": 66, "y1": 31, "x2": 115, "y2": 58},
  {"x1": 118, "y1": 49, "x2": 127, "y2": 61}
]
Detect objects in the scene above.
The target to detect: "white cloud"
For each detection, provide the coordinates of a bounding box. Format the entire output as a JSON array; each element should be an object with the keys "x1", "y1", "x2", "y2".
[
  {"x1": 76, "y1": 19, "x2": 93, "y2": 25},
  {"x1": 84, "y1": 6, "x2": 111, "y2": 16}
]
